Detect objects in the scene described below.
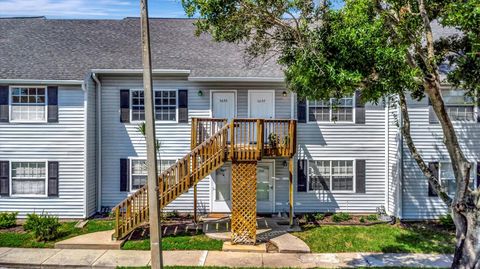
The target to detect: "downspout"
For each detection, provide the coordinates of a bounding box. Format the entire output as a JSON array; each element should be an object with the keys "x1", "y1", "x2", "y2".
[
  {"x1": 92, "y1": 72, "x2": 102, "y2": 212},
  {"x1": 82, "y1": 80, "x2": 88, "y2": 219},
  {"x1": 398, "y1": 102, "x2": 404, "y2": 219}
]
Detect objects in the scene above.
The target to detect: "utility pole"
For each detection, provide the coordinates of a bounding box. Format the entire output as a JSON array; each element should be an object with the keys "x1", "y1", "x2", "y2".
[{"x1": 140, "y1": 0, "x2": 163, "y2": 268}]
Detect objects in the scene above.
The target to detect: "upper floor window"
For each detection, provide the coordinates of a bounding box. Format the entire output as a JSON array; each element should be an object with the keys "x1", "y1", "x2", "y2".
[
  {"x1": 442, "y1": 90, "x2": 475, "y2": 121},
  {"x1": 130, "y1": 158, "x2": 176, "y2": 191},
  {"x1": 10, "y1": 87, "x2": 47, "y2": 122},
  {"x1": 11, "y1": 161, "x2": 46, "y2": 196},
  {"x1": 439, "y1": 162, "x2": 475, "y2": 196},
  {"x1": 309, "y1": 160, "x2": 354, "y2": 192},
  {"x1": 308, "y1": 97, "x2": 353, "y2": 122},
  {"x1": 131, "y1": 90, "x2": 177, "y2": 122}
]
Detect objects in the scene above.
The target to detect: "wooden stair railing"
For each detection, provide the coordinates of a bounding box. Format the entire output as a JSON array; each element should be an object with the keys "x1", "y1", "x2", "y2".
[{"x1": 112, "y1": 124, "x2": 230, "y2": 240}]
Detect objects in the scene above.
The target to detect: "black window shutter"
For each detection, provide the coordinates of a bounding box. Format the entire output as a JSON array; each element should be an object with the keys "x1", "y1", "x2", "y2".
[
  {"x1": 120, "y1": 159, "x2": 129, "y2": 192},
  {"x1": 356, "y1": 159, "x2": 366, "y2": 193},
  {"x1": 428, "y1": 162, "x2": 439, "y2": 197},
  {"x1": 297, "y1": 159, "x2": 307, "y2": 192},
  {"x1": 355, "y1": 90, "x2": 365, "y2": 124},
  {"x1": 178, "y1": 89, "x2": 188, "y2": 123},
  {"x1": 47, "y1": 86, "x2": 58, "y2": 123},
  {"x1": 297, "y1": 98, "x2": 307, "y2": 123},
  {"x1": 428, "y1": 98, "x2": 438, "y2": 124},
  {"x1": 0, "y1": 86, "x2": 8, "y2": 122},
  {"x1": 0, "y1": 161, "x2": 9, "y2": 196},
  {"x1": 48, "y1": 161, "x2": 59, "y2": 197},
  {"x1": 120, "y1": 90, "x2": 130, "y2": 123}
]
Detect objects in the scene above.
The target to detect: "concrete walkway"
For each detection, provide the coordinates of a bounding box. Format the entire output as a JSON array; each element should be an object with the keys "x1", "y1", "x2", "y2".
[{"x1": 0, "y1": 247, "x2": 452, "y2": 268}]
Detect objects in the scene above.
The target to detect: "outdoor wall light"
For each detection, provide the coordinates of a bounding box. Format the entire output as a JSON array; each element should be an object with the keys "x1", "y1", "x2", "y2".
[
  {"x1": 283, "y1": 160, "x2": 288, "y2": 167},
  {"x1": 282, "y1": 91, "x2": 288, "y2": 97},
  {"x1": 197, "y1": 90, "x2": 204, "y2": 97}
]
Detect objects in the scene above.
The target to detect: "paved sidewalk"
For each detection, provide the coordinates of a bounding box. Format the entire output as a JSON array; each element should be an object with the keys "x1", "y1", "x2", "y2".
[{"x1": 0, "y1": 247, "x2": 452, "y2": 268}]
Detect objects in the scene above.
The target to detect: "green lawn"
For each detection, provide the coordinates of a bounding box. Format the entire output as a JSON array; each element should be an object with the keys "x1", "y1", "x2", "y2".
[
  {"x1": 293, "y1": 224, "x2": 455, "y2": 253},
  {"x1": 0, "y1": 219, "x2": 114, "y2": 248},
  {"x1": 122, "y1": 234, "x2": 223, "y2": 251}
]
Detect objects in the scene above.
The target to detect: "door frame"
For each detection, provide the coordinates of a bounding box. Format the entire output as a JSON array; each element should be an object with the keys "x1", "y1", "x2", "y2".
[
  {"x1": 257, "y1": 159, "x2": 276, "y2": 213},
  {"x1": 210, "y1": 90, "x2": 237, "y2": 118},
  {"x1": 209, "y1": 160, "x2": 276, "y2": 213},
  {"x1": 210, "y1": 163, "x2": 233, "y2": 213},
  {"x1": 247, "y1": 90, "x2": 276, "y2": 119}
]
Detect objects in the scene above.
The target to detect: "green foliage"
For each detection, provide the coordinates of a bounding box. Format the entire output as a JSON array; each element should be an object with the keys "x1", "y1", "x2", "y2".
[
  {"x1": 332, "y1": 212, "x2": 351, "y2": 223},
  {"x1": 439, "y1": 214, "x2": 455, "y2": 228},
  {"x1": 359, "y1": 216, "x2": 366, "y2": 223},
  {"x1": 24, "y1": 213, "x2": 61, "y2": 242},
  {"x1": 367, "y1": 214, "x2": 379, "y2": 221},
  {"x1": 0, "y1": 212, "x2": 18, "y2": 229},
  {"x1": 314, "y1": 213, "x2": 325, "y2": 221}
]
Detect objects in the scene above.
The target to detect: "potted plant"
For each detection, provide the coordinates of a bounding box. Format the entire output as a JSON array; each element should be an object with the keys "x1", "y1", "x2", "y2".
[{"x1": 268, "y1": 132, "x2": 278, "y2": 148}]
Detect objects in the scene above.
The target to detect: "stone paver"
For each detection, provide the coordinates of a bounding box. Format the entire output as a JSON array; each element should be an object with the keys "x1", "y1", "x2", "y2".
[
  {"x1": 0, "y1": 248, "x2": 60, "y2": 267},
  {"x1": 269, "y1": 233, "x2": 310, "y2": 253},
  {"x1": 204, "y1": 251, "x2": 263, "y2": 267},
  {"x1": 92, "y1": 249, "x2": 150, "y2": 268},
  {"x1": 43, "y1": 249, "x2": 107, "y2": 267},
  {"x1": 163, "y1": 250, "x2": 205, "y2": 266}
]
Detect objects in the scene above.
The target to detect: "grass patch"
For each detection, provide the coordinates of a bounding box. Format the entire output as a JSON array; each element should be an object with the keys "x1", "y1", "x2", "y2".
[
  {"x1": 293, "y1": 224, "x2": 454, "y2": 253},
  {"x1": 122, "y1": 234, "x2": 223, "y2": 251},
  {"x1": 0, "y1": 219, "x2": 114, "y2": 248}
]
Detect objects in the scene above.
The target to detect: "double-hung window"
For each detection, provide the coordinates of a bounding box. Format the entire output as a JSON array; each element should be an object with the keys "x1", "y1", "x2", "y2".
[
  {"x1": 442, "y1": 90, "x2": 475, "y2": 122},
  {"x1": 308, "y1": 97, "x2": 353, "y2": 122},
  {"x1": 10, "y1": 87, "x2": 47, "y2": 122},
  {"x1": 11, "y1": 161, "x2": 47, "y2": 196},
  {"x1": 131, "y1": 89, "x2": 177, "y2": 122},
  {"x1": 308, "y1": 160, "x2": 355, "y2": 192},
  {"x1": 130, "y1": 159, "x2": 176, "y2": 191},
  {"x1": 439, "y1": 162, "x2": 475, "y2": 196}
]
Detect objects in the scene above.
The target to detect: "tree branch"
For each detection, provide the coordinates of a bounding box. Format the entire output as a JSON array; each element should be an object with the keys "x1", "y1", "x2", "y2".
[{"x1": 398, "y1": 92, "x2": 452, "y2": 206}]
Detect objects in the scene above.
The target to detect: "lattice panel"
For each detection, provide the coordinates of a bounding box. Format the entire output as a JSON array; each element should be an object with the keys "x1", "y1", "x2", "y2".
[{"x1": 231, "y1": 161, "x2": 257, "y2": 244}]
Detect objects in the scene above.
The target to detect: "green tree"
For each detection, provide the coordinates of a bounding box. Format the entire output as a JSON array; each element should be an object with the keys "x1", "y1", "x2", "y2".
[{"x1": 182, "y1": 0, "x2": 479, "y2": 267}]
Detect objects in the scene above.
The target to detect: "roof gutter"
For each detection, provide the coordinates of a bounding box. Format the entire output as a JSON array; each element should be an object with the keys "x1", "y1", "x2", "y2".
[
  {"x1": 0, "y1": 79, "x2": 83, "y2": 85},
  {"x1": 188, "y1": 76, "x2": 285, "y2": 83},
  {"x1": 89, "y1": 69, "x2": 191, "y2": 75}
]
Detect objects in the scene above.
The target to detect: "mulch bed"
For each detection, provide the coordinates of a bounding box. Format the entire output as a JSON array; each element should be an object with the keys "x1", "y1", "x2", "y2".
[
  {"x1": 128, "y1": 219, "x2": 202, "y2": 241},
  {"x1": 299, "y1": 214, "x2": 392, "y2": 227},
  {"x1": 0, "y1": 225, "x2": 26, "y2": 234}
]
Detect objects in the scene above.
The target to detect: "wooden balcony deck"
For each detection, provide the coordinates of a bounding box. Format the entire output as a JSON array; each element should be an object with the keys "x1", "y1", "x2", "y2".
[{"x1": 191, "y1": 118, "x2": 297, "y2": 160}]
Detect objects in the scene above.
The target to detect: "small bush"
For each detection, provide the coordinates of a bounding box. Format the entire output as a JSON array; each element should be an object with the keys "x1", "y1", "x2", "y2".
[
  {"x1": 366, "y1": 214, "x2": 378, "y2": 221},
  {"x1": 359, "y1": 216, "x2": 366, "y2": 223},
  {"x1": 303, "y1": 213, "x2": 315, "y2": 223},
  {"x1": 0, "y1": 212, "x2": 18, "y2": 229},
  {"x1": 24, "y1": 213, "x2": 61, "y2": 242},
  {"x1": 332, "y1": 212, "x2": 351, "y2": 223},
  {"x1": 314, "y1": 213, "x2": 325, "y2": 221},
  {"x1": 439, "y1": 214, "x2": 454, "y2": 228}
]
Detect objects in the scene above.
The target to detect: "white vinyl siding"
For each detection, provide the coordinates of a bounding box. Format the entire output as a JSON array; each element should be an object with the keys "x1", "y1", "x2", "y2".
[{"x1": 0, "y1": 86, "x2": 86, "y2": 218}]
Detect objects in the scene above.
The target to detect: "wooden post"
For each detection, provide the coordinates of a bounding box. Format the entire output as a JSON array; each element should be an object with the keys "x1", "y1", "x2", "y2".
[
  {"x1": 289, "y1": 158, "x2": 294, "y2": 227},
  {"x1": 140, "y1": 0, "x2": 163, "y2": 268},
  {"x1": 193, "y1": 184, "x2": 198, "y2": 222}
]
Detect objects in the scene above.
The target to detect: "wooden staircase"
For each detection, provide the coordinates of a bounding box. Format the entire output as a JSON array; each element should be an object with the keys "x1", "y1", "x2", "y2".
[{"x1": 112, "y1": 118, "x2": 296, "y2": 240}]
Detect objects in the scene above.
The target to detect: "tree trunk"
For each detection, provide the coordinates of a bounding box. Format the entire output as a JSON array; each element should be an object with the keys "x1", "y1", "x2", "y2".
[{"x1": 451, "y1": 209, "x2": 480, "y2": 269}]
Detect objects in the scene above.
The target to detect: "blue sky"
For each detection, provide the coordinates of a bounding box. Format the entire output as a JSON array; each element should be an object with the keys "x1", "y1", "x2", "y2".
[{"x1": 0, "y1": 0, "x2": 344, "y2": 19}]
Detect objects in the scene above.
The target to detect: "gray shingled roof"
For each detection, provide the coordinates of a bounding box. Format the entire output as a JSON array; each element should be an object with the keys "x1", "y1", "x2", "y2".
[
  {"x1": 0, "y1": 17, "x2": 283, "y2": 80},
  {"x1": 0, "y1": 17, "x2": 459, "y2": 81}
]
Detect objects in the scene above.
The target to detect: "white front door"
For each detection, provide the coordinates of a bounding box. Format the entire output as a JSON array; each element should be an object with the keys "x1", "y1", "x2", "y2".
[
  {"x1": 212, "y1": 91, "x2": 235, "y2": 120},
  {"x1": 248, "y1": 91, "x2": 275, "y2": 119},
  {"x1": 211, "y1": 165, "x2": 232, "y2": 212},
  {"x1": 256, "y1": 162, "x2": 274, "y2": 213}
]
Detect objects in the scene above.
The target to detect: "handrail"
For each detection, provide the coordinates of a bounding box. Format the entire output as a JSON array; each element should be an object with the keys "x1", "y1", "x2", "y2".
[{"x1": 113, "y1": 124, "x2": 230, "y2": 239}]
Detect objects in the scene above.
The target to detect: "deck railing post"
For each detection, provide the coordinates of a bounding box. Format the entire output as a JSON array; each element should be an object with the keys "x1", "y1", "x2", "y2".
[
  {"x1": 257, "y1": 119, "x2": 264, "y2": 160},
  {"x1": 230, "y1": 120, "x2": 235, "y2": 160}
]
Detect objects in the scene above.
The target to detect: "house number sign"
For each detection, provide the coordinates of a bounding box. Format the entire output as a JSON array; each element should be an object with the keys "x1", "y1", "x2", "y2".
[
  {"x1": 219, "y1": 99, "x2": 228, "y2": 103},
  {"x1": 257, "y1": 99, "x2": 266, "y2": 103}
]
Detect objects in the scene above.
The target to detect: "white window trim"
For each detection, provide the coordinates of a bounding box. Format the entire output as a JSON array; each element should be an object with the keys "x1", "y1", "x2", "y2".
[
  {"x1": 8, "y1": 86, "x2": 48, "y2": 123},
  {"x1": 129, "y1": 89, "x2": 179, "y2": 124},
  {"x1": 9, "y1": 160, "x2": 48, "y2": 198},
  {"x1": 306, "y1": 95, "x2": 356, "y2": 124},
  {"x1": 307, "y1": 158, "x2": 357, "y2": 194},
  {"x1": 128, "y1": 157, "x2": 176, "y2": 192},
  {"x1": 438, "y1": 161, "x2": 477, "y2": 196},
  {"x1": 441, "y1": 89, "x2": 477, "y2": 123}
]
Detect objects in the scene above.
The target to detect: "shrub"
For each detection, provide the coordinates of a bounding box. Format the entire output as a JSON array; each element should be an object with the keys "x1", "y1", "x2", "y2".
[
  {"x1": 439, "y1": 214, "x2": 455, "y2": 228},
  {"x1": 332, "y1": 212, "x2": 351, "y2": 223},
  {"x1": 359, "y1": 216, "x2": 366, "y2": 223},
  {"x1": 0, "y1": 212, "x2": 18, "y2": 229},
  {"x1": 303, "y1": 213, "x2": 315, "y2": 222},
  {"x1": 366, "y1": 214, "x2": 378, "y2": 221},
  {"x1": 24, "y1": 212, "x2": 61, "y2": 241},
  {"x1": 314, "y1": 213, "x2": 325, "y2": 221}
]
